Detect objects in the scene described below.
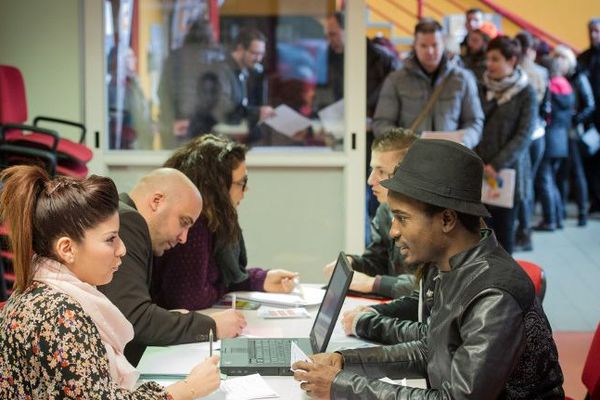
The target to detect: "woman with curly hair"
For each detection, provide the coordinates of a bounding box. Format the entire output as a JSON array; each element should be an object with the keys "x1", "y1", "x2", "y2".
[{"x1": 152, "y1": 134, "x2": 298, "y2": 311}]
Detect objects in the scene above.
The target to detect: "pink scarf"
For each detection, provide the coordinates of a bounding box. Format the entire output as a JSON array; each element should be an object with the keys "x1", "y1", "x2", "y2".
[{"x1": 33, "y1": 256, "x2": 139, "y2": 389}]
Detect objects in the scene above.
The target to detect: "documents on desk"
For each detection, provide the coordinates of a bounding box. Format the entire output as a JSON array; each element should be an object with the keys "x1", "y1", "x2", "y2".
[
  {"x1": 220, "y1": 374, "x2": 278, "y2": 400},
  {"x1": 257, "y1": 306, "x2": 310, "y2": 319},
  {"x1": 228, "y1": 286, "x2": 325, "y2": 307},
  {"x1": 262, "y1": 104, "x2": 312, "y2": 137}
]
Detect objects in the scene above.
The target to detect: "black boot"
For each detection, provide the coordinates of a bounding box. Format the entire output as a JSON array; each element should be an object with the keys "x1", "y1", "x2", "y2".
[{"x1": 514, "y1": 229, "x2": 533, "y2": 252}]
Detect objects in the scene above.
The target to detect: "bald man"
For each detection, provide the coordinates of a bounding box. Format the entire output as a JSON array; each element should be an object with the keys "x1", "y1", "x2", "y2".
[{"x1": 99, "y1": 168, "x2": 246, "y2": 365}]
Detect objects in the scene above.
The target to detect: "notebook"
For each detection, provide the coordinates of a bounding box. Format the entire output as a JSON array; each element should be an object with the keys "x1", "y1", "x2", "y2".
[{"x1": 220, "y1": 252, "x2": 353, "y2": 376}]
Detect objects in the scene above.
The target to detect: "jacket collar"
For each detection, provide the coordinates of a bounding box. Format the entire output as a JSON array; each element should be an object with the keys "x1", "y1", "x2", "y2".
[
  {"x1": 448, "y1": 229, "x2": 497, "y2": 271},
  {"x1": 405, "y1": 53, "x2": 454, "y2": 83},
  {"x1": 119, "y1": 192, "x2": 137, "y2": 210}
]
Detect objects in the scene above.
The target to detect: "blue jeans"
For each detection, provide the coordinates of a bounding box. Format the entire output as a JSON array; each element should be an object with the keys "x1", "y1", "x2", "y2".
[
  {"x1": 557, "y1": 138, "x2": 589, "y2": 216},
  {"x1": 536, "y1": 158, "x2": 565, "y2": 226},
  {"x1": 517, "y1": 136, "x2": 546, "y2": 232}
]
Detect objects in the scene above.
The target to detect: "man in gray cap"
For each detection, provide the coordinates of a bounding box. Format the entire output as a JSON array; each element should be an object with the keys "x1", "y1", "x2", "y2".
[{"x1": 293, "y1": 139, "x2": 563, "y2": 399}]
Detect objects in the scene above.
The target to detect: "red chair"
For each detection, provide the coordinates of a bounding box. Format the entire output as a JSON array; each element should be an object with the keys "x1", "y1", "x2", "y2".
[
  {"x1": 581, "y1": 323, "x2": 600, "y2": 399},
  {"x1": 516, "y1": 259, "x2": 546, "y2": 302},
  {"x1": 0, "y1": 65, "x2": 91, "y2": 177}
]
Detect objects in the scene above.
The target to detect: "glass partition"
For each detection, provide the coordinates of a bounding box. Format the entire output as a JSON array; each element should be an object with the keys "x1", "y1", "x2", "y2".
[{"x1": 105, "y1": 0, "x2": 346, "y2": 151}]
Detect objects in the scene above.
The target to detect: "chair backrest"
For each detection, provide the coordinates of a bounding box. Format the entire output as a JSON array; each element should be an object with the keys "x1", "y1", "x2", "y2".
[
  {"x1": 516, "y1": 259, "x2": 546, "y2": 302},
  {"x1": 582, "y1": 322, "x2": 600, "y2": 400},
  {"x1": 0, "y1": 65, "x2": 92, "y2": 176},
  {"x1": 0, "y1": 65, "x2": 28, "y2": 125}
]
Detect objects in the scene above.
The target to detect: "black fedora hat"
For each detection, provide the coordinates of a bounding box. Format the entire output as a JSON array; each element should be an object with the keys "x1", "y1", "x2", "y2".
[{"x1": 381, "y1": 139, "x2": 490, "y2": 217}]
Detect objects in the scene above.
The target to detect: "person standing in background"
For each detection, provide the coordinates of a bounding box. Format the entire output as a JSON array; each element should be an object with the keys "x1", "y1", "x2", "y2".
[{"x1": 577, "y1": 18, "x2": 600, "y2": 214}]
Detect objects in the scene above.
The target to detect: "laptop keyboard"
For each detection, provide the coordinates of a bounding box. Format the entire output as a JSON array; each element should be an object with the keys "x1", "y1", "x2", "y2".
[{"x1": 248, "y1": 339, "x2": 291, "y2": 364}]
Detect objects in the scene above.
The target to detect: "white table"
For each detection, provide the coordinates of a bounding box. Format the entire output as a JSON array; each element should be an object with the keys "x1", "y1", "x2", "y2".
[{"x1": 137, "y1": 285, "x2": 426, "y2": 399}]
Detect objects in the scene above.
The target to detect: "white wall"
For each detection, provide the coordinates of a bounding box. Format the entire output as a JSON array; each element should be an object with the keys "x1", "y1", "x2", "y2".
[{"x1": 0, "y1": 0, "x2": 83, "y2": 141}]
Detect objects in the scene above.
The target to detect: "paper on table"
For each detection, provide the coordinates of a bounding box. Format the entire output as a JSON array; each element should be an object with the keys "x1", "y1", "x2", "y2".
[
  {"x1": 137, "y1": 342, "x2": 218, "y2": 379},
  {"x1": 257, "y1": 306, "x2": 310, "y2": 319},
  {"x1": 481, "y1": 168, "x2": 516, "y2": 209},
  {"x1": 262, "y1": 104, "x2": 312, "y2": 137},
  {"x1": 220, "y1": 373, "x2": 279, "y2": 400},
  {"x1": 318, "y1": 99, "x2": 344, "y2": 139},
  {"x1": 229, "y1": 287, "x2": 325, "y2": 307},
  {"x1": 421, "y1": 130, "x2": 466, "y2": 145},
  {"x1": 290, "y1": 341, "x2": 313, "y2": 372}
]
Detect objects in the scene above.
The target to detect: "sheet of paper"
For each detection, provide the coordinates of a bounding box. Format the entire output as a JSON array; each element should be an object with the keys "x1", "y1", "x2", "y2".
[
  {"x1": 229, "y1": 287, "x2": 325, "y2": 307},
  {"x1": 379, "y1": 377, "x2": 407, "y2": 386},
  {"x1": 318, "y1": 99, "x2": 345, "y2": 139},
  {"x1": 262, "y1": 104, "x2": 312, "y2": 137},
  {"x1": 137, "y1": 342, "x2": 218, "y2": 378},
  {"x1": 481, "y1": 168, "x2": 516, "y2": 209},
  {"x1": 421, "y1": 130, "x2": 466, "y2": 145},
  {"x1": 220, "y1": 373, "x2": 279, "y2": 400},
  {"x1": 290, "y1": 341, "x2": 313, "y2": 372},
  {"x1": 257, "y1": 306, "x2": 310, "y2": 319}
]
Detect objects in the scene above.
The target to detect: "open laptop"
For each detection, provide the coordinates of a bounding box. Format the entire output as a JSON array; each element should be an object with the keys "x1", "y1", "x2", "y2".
[{"x1": 220, "y1": 251, "x2": 353, "y2": 376}]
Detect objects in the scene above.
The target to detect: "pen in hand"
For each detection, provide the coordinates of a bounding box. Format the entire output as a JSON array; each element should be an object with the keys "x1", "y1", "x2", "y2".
[
  {"x1": 231, "y1": 294, "x2": 236, "y2": 311},
  {"x1": 209, "y1": 328, "x2": 213, "y2": 357}
]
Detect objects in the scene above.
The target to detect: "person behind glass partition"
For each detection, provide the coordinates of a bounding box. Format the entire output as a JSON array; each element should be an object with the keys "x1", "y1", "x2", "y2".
[{"x1": 158, "y1": 19, "x2": 224, "y2": 149}]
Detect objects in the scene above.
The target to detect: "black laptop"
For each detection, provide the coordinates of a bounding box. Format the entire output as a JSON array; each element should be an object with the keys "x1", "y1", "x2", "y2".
[{"x1": 220, "y1": 252, "x2": 353, "y2": 376}]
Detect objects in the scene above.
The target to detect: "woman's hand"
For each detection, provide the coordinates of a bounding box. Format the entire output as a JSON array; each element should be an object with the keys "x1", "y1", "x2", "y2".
[{"x1": 263, "y1": 269, "x2": 298, "y2": 293}]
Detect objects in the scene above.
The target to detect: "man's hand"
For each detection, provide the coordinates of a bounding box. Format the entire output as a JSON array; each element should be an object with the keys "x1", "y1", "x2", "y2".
[
  {"x1": 349, "y1": 271, "x2": 376, "y2": 293},
  {"x1": 211, "y1": 309, "x2": 246, "y2": 338},
  {"x1": 263, "y1": 269, "x2": 298, "y2": 293},
  {"x1": 293, "y1": 353, "x2": 343, "y2": 399},
  {"x1": 323, "y1": 256, "x2": 353, "y2": 279},
  {"x1": 172, "y1": 119, "x2": 190, "y2": 137},
  {"x1": 259, "y1": 106, "x2": 275, "y2": 121},
  {"x1": 484, "y1": 164, "x2": 497, "y2": 179},
  {"x1": 309, "y1": 352, "x2": 344, "y2": 369},
  {"x1": 341, "y1": 306, "x2": 375, "y2": 336}
]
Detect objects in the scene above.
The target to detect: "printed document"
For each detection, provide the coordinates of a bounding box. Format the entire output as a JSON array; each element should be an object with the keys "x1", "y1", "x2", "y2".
[
  {"x1": 263, "y1": 104, "x2": 312, "y2": 137},
  {"x1": 481, "y1": 168, "x2": 516, "y2": 209},
  {"x1": 220, "y1": 374, "x2": 279, "y2": 400}
]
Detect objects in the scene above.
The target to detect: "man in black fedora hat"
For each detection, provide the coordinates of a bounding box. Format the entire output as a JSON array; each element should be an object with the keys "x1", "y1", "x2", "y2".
[{"x1": 293, "y1": 139, "x2": 563, "y2": 399}]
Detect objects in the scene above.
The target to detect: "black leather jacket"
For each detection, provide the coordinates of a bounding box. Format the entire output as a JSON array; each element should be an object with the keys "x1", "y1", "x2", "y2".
[{"x1": 332, "y1": 230, "x2": 564, "y2": 399}]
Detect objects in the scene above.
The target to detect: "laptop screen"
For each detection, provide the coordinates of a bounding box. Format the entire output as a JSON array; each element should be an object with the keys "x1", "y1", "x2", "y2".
[{"x1": 310, "y1": 252, "x2": 353, "y2": 353}]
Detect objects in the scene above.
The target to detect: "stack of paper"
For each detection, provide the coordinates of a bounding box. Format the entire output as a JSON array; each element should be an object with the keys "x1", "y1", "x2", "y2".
[
  {"x1": 220, "y1": 374, "x2": 279, "y2": 400},
  {"x1": 229, "y1": 287, "x2": 325, "y2": 307}
]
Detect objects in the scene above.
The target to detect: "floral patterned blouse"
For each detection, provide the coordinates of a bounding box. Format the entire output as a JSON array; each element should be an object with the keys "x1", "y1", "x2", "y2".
[{"x1": 0, "y1": 281, "x2": 172, "y2": 399}]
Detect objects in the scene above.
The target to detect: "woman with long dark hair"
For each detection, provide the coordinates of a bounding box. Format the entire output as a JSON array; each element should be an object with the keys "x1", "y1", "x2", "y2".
[{"x1": 152, "y1": 134, "x2": 298, "y2": 311}]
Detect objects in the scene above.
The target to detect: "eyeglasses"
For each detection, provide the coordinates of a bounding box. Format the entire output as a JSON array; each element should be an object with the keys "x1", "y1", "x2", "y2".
[{"x1": 232, "y1": 175, "x2": 248, "y2": 191}]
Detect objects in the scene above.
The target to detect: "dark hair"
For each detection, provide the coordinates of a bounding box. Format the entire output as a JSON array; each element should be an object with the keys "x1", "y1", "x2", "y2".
[
  {"x1": 164, "y1": 134, "x2": 247, "y2": 244},
  {"x1": 329, "y1": 11, "x2": 344, "y2": 29},
  {"x1": 422, "y1": 203, "x2": 482, "y2": 234},
  {"x1": 423, "y1": 203, "x2": 481, "y2": 233},
  {"x1": 466, "y1": 8, "x2": 483, "y2": 16},
  {"x1": 414, "y1": 18, "x2": 443, "y2": 35},
  {"x1": 234, "y1": 28, "x2": 266, "y2": 50},
  {"x1": 515, "y1": 31, "x2": 534, "y2": 54},
  {"x1": 589, "y1": 18, "x2": 600, "y2": 29},
  {"x1": 0, "y1": 166, "x2": 119, "y2": 292},
  {"x1": 487, "y1": 35, "x2": 522, "y2": 63},
  {"x1": 184, "y1": 19, "x2": 215, "y2": 45},
  {"x1": 372, "y1": 128, "x2": 417, "y2": 154}
]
